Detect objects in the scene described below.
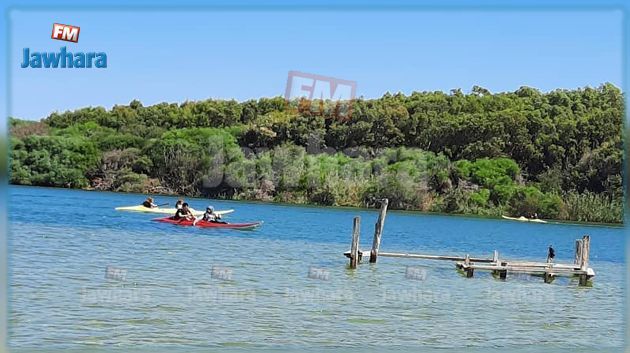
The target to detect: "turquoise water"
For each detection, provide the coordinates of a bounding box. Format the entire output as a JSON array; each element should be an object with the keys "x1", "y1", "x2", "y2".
[{"x1": 8, "y1": 186, "x2": 626, "y2": 351}]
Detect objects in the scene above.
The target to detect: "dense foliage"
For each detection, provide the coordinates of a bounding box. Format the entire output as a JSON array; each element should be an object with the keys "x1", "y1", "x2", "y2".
[{"x1": 9, "y1": 83, "x2": 624, "y2": 223}]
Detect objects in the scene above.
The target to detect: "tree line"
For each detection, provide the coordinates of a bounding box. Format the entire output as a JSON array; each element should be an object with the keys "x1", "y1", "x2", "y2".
[{"x1": 9, "y1": 83, "x2": 623, "y2": 223}]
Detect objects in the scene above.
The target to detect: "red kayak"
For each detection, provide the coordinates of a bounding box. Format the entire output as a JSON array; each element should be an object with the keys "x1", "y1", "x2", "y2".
[{"x1": 152, "y1": 217, "x2": 262, "y2": 230}]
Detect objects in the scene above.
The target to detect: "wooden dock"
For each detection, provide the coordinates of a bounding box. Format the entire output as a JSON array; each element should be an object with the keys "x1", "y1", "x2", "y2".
[
  {"x1": 454, "y1": 236, "x2": 594, "y2": 285},
  {"x1": 344, "y1": 199, "x2": 595, "y2": 286}
]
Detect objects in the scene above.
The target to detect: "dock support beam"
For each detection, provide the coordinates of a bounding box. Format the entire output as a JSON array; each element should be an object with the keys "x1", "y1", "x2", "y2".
[
  {"x1": 370, "y1": 199, "x2": 389, "y2": 263},
  {"x1": 578, "y1": 235, "x2": 591, "y2": 286},
  {"x1": 490, "y1": 251, "x2": 507, "y2": 279},
  {"x1": 349, "y1": 217, "x2": 361, "y2": 269},
  {"x1": 464, "y1": 254, "x2": 474, "y2": 277},
  {"x1": 544, "y1": 272, "x2": 555, "y2": 283},
  {"x1": 579, "y1": 274, "x2": 588, "y2": 286}
]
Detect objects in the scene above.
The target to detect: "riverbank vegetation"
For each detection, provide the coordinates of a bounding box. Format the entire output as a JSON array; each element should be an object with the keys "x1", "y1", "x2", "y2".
[{"x1": 9, "y1": 84, "x2": 623, "y2": 223}]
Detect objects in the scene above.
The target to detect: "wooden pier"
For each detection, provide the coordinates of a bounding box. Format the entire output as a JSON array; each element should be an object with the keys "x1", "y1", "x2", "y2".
[{"x1": 344, "y1": 199, "x2": 595, "y2": 286}]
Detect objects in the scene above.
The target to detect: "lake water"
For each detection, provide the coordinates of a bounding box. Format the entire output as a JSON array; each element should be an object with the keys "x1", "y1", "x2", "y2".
[{"x1": 7, "y1": 185, "x2": 626, "y2": 351}]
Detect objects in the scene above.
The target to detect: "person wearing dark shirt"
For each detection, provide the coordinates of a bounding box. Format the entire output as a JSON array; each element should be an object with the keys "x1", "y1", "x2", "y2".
[
  {"x1": 142, "y1": 197, "x2": 157, "y2": 208},
  {"x1": 174, "y1": 203, "x2": 194, "y2": 221},
  {"x1": 547, "y1": 245, "x2": 555, "y2": 263}
]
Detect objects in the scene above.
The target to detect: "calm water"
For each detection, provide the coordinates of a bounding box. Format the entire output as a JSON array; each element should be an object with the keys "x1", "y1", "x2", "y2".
[{"x1": 8, "y1": 186, "x2": 626, "y2": 351}]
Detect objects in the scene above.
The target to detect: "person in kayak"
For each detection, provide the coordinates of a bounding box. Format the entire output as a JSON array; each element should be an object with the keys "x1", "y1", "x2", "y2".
[
  {"x1": 142, "y1": 197, "x2": 157, "y2": 208},
  {"x1": 194, "y1": 206, "x2": 225, "y2": 225},
  {"x1": 173, "y1": 202, "x2": 195, "y2": 221},
  {"x1": 204, "y1": 206, "x2": 224, "y2": 222}
]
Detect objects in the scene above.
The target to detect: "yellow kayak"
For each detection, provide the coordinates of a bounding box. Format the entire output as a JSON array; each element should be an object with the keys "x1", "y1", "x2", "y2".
[
  {"x1": 501, "y1": 215, "x2": 547, "y2": 224},
  {"x1": 115, "y1": 205, "x2": 234, "y2": 217}
]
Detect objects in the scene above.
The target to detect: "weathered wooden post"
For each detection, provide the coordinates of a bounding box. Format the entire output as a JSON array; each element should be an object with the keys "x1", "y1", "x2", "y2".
[
  {"x1": 574, "y1": 239, "x2": 582, "y2": 265},
  {"x1": 579, "y1": 235, "x2": 591, "y2": 286},
  {"x1": 581, "y1": 235, "x2": 590, "y2": 270},
  {"x1": 498, "y1": 269, "x2": 507, "y2": 280},
  {"x1": 349, "y1": 217, "x2": 361, "y2": 269},
  {"x1": 369, "y1": 199, "x2": 389, "y2": 263},
  {"x1": 544, "y1": 272, "x2": 554, "y2": 283},
  {"x1": 579, "y1": 274, "x2": 588, "y2": 286},
  {"x1": 489, "y1": 250, "x2": 507, "y2": 279},
  {"x1": 464, "y1": 254, "x2": 474, "y2": 277}
]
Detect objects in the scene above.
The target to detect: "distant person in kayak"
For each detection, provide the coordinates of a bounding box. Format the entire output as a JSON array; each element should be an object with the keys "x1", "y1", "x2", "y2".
[
  {"x1": 175, "y1": 198, "x2": 185, "y2": 210},
  {"x1": 547, "y1": 245, "x2": 555, "y2": 263},
  {"x1": 193, "y1": 206, "x2": 225, "y2": 225},
  {"x1": 203, "y1": 206, "x2": 224, "y2": 223},
  {"x1": 142, "y1": 197, "x2": 157, "y2": 208},
  {"x1": 173, "y1": 203, "x2": 195, "y2": 221}
]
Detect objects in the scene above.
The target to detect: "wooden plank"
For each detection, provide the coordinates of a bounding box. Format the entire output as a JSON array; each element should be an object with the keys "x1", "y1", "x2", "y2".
[
  {"x1": 485, "y1": 265, "x2": 583, "y2": 273},
  {"x1": 377, "y1": 252, "x2": 494, "y2": 263},
  {"x1": 456, "y1": 261, "x2": 590, "y2": 273},
  {"x1": 349, "y1": 217, "x2": 361, "y2": 268},
  {"x1": 458, "y1": 263, "x2": 502, "y2": 271},
  {"x1": 344, "y1": 251, "x2": 492, "y2": 263},
  {"x1": 503, "y1": 262, "x2": 581, "y2": 270},
  {"x1": 369, "y1": 199, "x2": 389, "y2": 263}
]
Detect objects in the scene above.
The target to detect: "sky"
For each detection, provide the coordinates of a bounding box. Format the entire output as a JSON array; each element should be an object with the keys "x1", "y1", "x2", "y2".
[{"x1": 8, "y1": 9, "x2": 623, "y2": 120}]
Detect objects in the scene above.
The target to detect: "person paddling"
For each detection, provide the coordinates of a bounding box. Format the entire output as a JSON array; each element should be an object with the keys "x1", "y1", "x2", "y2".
[
  {"x1": 173, "y1": 202, "x2": 195, "y2": 221},
  {"x1": 194, "y1": 206, "x2": 225, "y2": 225},
  {"x1": 142, "y1": 197, "x2": 157, "y2": 208},
  {"x1": 204, "y1": 206, "x2": 224, "y2": 222}
]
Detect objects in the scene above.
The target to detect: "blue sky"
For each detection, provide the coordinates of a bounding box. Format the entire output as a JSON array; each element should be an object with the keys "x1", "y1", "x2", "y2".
[{"x1": 9, "y1": 9, "x2": 623, "y2": 120}]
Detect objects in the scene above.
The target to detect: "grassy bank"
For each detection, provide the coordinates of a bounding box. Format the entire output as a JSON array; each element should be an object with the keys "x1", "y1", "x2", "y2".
[{"x1": 9, "y1": 84, "x2": 623, "y2": 224}]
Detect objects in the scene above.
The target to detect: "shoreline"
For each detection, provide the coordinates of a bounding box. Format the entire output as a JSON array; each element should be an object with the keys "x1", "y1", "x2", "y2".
[{"x1": 9, "y1": 184, "x2": 623, "y2": 228}]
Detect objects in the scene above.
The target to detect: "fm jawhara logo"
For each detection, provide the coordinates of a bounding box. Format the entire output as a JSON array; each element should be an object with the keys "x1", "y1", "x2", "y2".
[
  {"x1": 20, "y1": 23, "x2": 107, "y2": 69},
  {"x1": 51, "y1": 23, "x2": 80, "y2": 43}
]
